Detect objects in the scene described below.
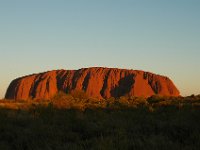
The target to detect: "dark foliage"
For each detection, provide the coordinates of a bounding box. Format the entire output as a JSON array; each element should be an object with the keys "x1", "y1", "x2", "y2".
[
  {"x1": 1, "y1": 95, "x2": 200, "y2": 149},
  {"x1": 0, "y1": 103, "x2": 200, "y2": 150}
]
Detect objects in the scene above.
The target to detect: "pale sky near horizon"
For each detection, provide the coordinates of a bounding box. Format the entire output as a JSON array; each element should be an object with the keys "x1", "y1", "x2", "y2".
[{"x1": 0, "y1": 0, "x2": 200, "y2": 98}]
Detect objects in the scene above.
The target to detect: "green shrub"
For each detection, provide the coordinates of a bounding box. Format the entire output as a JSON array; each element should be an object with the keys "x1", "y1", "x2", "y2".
[
  {"x1": 70, "y1": 90, "x2": 88, "y2": 100},
  {"x1": 51, "y1": 92, "x2": 74, "y2": 109}
]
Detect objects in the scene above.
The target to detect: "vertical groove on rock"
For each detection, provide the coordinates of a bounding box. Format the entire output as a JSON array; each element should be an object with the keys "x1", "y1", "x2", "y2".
[
  {"x1": 82, "y1": 72, "x2": 90, "y2": 91},
  {"x1": 30, "y1": 74, "x2": 43, "y2": 99},
  {"x1": 100, "y1": 69, "x2": 111, "y2": 98},
  {"x1": 110, "y1": 74, "x2": 135, "y2": 98}
]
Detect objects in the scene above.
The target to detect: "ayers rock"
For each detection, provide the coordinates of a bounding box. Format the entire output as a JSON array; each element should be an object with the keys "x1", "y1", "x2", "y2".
[{"x1": 5, "y1": 67, "x2": 180, "y2": 100}]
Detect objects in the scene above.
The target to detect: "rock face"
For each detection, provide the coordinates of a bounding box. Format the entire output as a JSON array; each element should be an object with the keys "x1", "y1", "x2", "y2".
[{"x1": 5, "y1": 67, "x2": 180, "y2": 100}]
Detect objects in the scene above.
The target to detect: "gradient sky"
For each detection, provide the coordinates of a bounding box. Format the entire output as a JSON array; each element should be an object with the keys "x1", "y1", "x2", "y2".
[{"x1": 0, "y1": 0, "x2": 200, "y2": 98}]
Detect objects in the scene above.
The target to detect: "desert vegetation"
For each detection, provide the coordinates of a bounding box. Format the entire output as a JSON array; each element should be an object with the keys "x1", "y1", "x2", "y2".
[{"x1": 0, "y1": 93, "x2": 200, "y2": 149}]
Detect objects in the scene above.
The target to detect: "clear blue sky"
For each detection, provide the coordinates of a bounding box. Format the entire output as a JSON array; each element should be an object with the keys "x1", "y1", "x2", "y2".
[{"x1": 0, "y1": 0, "x2": 200, "y2": 98}]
